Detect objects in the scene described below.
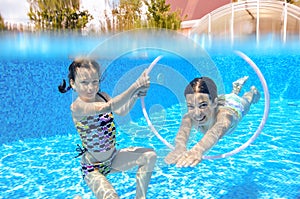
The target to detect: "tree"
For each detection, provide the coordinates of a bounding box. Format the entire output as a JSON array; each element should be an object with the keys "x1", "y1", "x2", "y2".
[
  {"x1": 111, "y1": 0, "x2": 144, "y2": 32},
  {"x1": 287, "y1": 0, "x2": 300, "y2": 6},
  {"x1": 0, "y1": 14, "x2": 5, "y2": 30},
  {"x1": 143, "y1": 0, "x2": 182, "y2": 30},
  {"x1": 110, "y1": 0, "x2": 182, "y2": 32},
  {"x1": 27, "y1": 0, "x2": 92, "y2": 31}
]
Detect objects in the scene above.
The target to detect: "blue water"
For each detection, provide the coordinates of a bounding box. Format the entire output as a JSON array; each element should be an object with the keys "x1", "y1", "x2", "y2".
[{"x1": 0, "y1": 31, "x2": 299, "y2": 199}]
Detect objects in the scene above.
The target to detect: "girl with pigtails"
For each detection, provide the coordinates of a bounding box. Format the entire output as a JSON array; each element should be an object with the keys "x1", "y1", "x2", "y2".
[{"x1": 59, "y1": 58, "x2": 156, "y2": 199}]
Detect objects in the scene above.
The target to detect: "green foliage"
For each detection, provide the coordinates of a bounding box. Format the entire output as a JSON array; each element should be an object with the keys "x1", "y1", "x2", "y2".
[
  {"x1": 287, "y1": 0, "x2": 300, "y2": 6},
  {"x1": 0, "y1": 14, "x2": 5, "y2": 30},
  {"x1": 27, "y1": 0, "x2": 92, "y2": 30},
  {"x1": 111, "y1": 0, "x2": 144, "y2": 31},
  {"x1": 143, "y1": 0, "x2": 182, "y2": 30},
  {"x1": 110, "y1": 0, "x2": 182, "y2": 32},
  {"x1": 27, "y1": 0, "x2": 183, "y2": 33}
]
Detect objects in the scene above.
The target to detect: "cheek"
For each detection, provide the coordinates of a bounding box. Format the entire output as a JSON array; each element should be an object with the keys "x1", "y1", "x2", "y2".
[
  {"x1": 187, "y1": 109, "x2": 194, "y2": 114},
  {"x1": 94, "y1": 84, "x2": 99, "y2": 90},
  {"x1": 77, "y1": 84, "x2": 85, "y2": 90},
  {"x1": 206, "y1": 108, "x2": 215, "y2": 117}
]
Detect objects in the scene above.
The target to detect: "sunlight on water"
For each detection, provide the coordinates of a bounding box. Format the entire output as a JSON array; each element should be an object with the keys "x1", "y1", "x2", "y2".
[
  {"x1": 0, "y1": 99, "x2": 299, "y2": 199},
  {"x1": 0, "y1": 30, "x2": 299, "y2": 198}
]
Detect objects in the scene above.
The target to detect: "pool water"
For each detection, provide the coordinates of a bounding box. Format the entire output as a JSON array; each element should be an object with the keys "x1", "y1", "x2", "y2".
[{"x1": 0, "y1": 31, "x2": 299, "y2": 199}]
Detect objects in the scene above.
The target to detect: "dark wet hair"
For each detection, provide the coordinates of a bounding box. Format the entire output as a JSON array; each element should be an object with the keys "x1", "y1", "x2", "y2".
[
  {"x1": 184, "y1": 77, "x2": 217, "y2": 101},
  {"x1": 58, "y1": 58, "x2": 100, "y2": 93}
]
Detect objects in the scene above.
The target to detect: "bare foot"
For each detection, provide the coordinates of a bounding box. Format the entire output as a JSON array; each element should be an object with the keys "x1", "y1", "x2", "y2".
[
  {"x1": 232, "y1": 76, "x2": 249, "y2": 95},
  {"x1": 250, "y1": 86, "x2": 260, "y2": 104},
  {"x1": 73, "y1": 195, "x2": 83, "y2": 199}
]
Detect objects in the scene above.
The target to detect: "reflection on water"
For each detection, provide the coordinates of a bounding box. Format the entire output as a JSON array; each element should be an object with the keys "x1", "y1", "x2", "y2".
[
  {"x1": 0, "y1": 99, "x2": 299, "y2": 198},
  {"x1": 0, "y1": 30, "x2": 299, "y2": 198}
]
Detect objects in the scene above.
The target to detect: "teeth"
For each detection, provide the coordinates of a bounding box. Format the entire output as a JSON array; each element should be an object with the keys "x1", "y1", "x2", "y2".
[{"x1": 196, "y1": 116, "x2": 205, "y2": 122}]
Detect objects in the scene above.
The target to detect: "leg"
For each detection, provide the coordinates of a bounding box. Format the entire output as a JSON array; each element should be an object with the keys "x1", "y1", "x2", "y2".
[
  {"x1": 84, "y1": 171, "x2": 119, "y2": 199},
  {"x1": 241, "y1": 86, "x2": 261, "y2": 114},
  {"x1": 111, "y1": 147, "x2": 157, "y2": 199},
  {"x1": 81, "y1": 152, "x2": 119, "y2": 199},
  {"x1": 242, "y1": 86, "x2": 260, "y2": 104},
  {"x1": 231, "y1": 76, "x2": 249, "y2": 95}
]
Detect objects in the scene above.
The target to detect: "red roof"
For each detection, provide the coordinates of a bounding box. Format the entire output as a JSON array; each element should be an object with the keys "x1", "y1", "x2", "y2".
[{"x1": 166, "y1": 0, "x2": 231, "y2": 21}]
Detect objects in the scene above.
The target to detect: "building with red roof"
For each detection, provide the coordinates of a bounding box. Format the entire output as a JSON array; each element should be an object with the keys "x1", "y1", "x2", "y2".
[
  {"x1": 166, "y1": 0, "x2": 231, "y2": 21},
  {"x1": 166, "y1": 0, "x2": 231, "y2": 34},
  {"x1": 166, "y1": 0, "x2": 300, "y2": 42}
]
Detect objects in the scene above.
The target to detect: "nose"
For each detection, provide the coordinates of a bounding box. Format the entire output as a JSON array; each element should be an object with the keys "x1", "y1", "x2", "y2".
[
  {"x1": 87, "y1": 83, "x2": 94, "y2": 91},
  {"x1": 193, "y1": 108, "x2": 202, "y2": 119}
]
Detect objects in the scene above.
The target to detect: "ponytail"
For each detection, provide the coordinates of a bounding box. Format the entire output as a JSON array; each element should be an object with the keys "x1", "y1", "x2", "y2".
[{"x1": 58, "y1": 79, "x2": 72, "y2": 93}]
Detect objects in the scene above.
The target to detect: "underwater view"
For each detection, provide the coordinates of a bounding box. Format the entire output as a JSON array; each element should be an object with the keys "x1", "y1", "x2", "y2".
[{"x1": 0, "y1": 30, "x2": 299, "y2": 199}]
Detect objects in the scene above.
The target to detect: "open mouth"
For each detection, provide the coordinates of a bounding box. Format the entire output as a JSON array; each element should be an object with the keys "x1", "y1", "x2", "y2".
[{"x1": 195, "y1": 115, "x2": 206, "y2": 122}]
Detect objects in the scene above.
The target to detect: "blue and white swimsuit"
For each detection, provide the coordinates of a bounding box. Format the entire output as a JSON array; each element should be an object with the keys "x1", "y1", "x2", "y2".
[{"x1": 219, "y1": 93, "x2": 245, "y2": 134}]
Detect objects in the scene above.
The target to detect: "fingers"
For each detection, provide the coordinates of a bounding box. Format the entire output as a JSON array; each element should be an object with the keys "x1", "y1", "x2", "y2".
[
  {"x1": 135, "y1": 71, "x2": 150, "y2": 89},
  {"x1": 175, "y1": 153, "x2": 188, "y2": 167},
  {"x1": 134, "y1": 70, "x2": 150, "y2": 97},
  {"x1": 135, "y1": 76, "x2": 150, "y2": 88},
  {"x1": 164, "y1": 155, "x2": 176, "y2": 165},
  {"x1": 135, "y1": 85, "x2": 149, "y2": 97},
  {"x1": 137, "y1": 90, "x2": 147, "y2": 97},
  {"x1": 176, "y1": 158, "x2": 192, "y2": 167},
  {"x1": 175, "y1": 158, "x2": 185, "y2": 167},
  {"x1": 165, "y1": 151, "x2": 184, "y2": 165},
  {"x1": 175, "y1": 152, "x2": 201, "y2": 168},
  {"x1": 165, "y1": 152, "x2": 179, "y2": 164},
  {"x1": 190, "y1": 159, "x2": 201, "y2": 167}
]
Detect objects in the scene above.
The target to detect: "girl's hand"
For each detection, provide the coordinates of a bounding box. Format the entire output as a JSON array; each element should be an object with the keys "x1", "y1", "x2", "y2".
[
  {"x1": 175, "y1": 150, "x2": 203, "y2": 167},
  {"x1": 135, "y1": 87, "x2": 148, "y2": 97},
  {"x1": 134, "y1": 69, "x2": 150, "y2": 90},
  {"x1": 164, "y1": 148, "x2": 186, "y2": 165}
]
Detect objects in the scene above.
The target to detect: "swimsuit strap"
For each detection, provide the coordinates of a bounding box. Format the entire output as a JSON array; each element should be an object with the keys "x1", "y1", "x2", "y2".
[
  {"x1": 97, "y1": 92, "x2": 108, "y2": 102},
  {"x1": 74, "y1": 144, "x2": 88, "y2": 158}
]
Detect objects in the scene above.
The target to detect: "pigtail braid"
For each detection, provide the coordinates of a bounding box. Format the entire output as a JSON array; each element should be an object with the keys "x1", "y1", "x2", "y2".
[{"x1": 58, "y1": 79, "x2": 72, "y2": 93}]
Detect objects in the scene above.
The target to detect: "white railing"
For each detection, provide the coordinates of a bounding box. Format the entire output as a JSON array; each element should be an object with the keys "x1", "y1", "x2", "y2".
[{"x1": 184, "y1": 0, "x2": 300, "y2": 43}]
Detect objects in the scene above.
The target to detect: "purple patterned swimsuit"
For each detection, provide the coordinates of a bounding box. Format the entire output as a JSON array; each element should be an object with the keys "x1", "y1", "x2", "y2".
[{"x1": 75, "y1": 110, "x2": 116, "y2": 177}]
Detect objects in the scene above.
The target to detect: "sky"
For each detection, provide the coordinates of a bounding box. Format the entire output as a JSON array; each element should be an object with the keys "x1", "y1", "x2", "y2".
[
  {"x1": 0, "y1": 0, "x2": 114, "y2": 25},
  {"x1": 0, "y1": 0, "x2": 30, "y2": 23},
  {"x1": 0, "y1": 0, "x2": 133, "y2": 31}
]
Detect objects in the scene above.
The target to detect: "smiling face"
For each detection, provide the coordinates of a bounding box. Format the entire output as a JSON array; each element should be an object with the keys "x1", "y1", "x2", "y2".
[
  {"x1": 186, "y1": 92, "x2": 217, "y2": 129},
  {"x1": 71, "y1": 66, "x2": 100, "y2": 102},
  {"x1": 184, "y1": 77, "x2": 218, "y2": 129}
]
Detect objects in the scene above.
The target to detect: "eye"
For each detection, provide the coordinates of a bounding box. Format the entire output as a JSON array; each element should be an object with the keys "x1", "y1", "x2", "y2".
[
  {"x1": 198, "y1": 102, "x2": 208, "y2": 109},
  {"x1": 92, "y1": 80, "x2": 99, "y2": 85},
  {"x1": 187, "y1": 104, "x2": 195, "y2": 110},
  {"x1": 81, "y1": 81, "x2": 88, "y2": 85}
]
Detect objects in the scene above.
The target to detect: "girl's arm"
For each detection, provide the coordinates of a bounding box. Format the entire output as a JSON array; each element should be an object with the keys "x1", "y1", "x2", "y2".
[
  {"x1": 71, "y1": 69, "x2": 149, "y2": 119},
  {"x1": 190, "y1": 110, "x2": 234, "y2": 155},
  {"x1": 110, "y1": 89, "x2": 139, "y2": 116},
  {"x1": 175, "y1": 110, "x2": 234, "y2": 167},
  {"x1": 109, "y1": 70, "x2": 149, "y2": 116},
  {"x1": 164, "y1": 114, "x2": 192, "y2": 164},
  {"x1": 174, "y1": 114, "x2": 193, "y2": 151}
]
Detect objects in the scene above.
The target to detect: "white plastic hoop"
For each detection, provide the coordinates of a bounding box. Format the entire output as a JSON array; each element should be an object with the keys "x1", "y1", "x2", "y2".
[
  {"x1": 141, "y1": 56, "x2": 175, "y2": 150},
  {"x1": 141, "y1": 52, "x2": 270, "y2": 159}
]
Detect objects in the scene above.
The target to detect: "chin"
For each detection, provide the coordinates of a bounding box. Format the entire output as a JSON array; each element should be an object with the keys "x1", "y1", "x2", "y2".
[{"x1": 83, "y1": 95, "x2": 95, "y2": 102}]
